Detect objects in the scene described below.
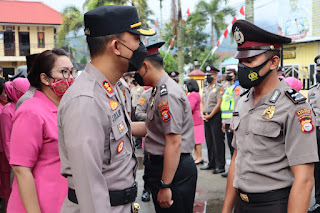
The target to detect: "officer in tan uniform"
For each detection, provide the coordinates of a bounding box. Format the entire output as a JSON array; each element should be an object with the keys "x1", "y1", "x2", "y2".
[
  {"x1": 131, "y1": 42, "x2": 197, "y2": 213},
  {"x1": 222, "y1": 20, "x2": 318, "y2": 213},
  {"x1": 200, "y1": 65, "x2": 225, "y2": 174},
  {"x1": 118, "y1": 76, "x2": 132, "y2": 117},
  {"x1": 58, "y1": 5, "x2": 155, "y2": 213},
  {"x1": 308, "y1": 55, "x2": 320, "y2": 213},
  {"x1": 131, "y1": 82, "x2": 144, "y2": 148}
]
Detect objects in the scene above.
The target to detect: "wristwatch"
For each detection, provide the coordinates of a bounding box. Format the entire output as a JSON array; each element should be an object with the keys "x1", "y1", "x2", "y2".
[{"x1": 160, "y1": 180, "x2": 171, "y2": 188}]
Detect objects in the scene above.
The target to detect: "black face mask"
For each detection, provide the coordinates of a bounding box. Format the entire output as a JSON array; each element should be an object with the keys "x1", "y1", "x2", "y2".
[
  {"x1": 206, "y1": 76, "x2": 213, "y2": 84},
  {"x1": 238, "y1": 57, "x2": 273, "y2": 89},
  {"x1": 316, "y1": 73, "x2": 320, "y2": 83},
  {"x1": 118, "y1": 41, "x2": 148, "y2": 72},
  {"x1": 134, "y1": 72, "x2": 145, "y2": 86},
  {"x1": 226, "y1": 75, "x2": 233, "y2": 81}
]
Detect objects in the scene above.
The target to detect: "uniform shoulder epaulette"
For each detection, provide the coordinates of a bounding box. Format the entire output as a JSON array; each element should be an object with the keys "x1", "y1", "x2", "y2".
[
  {"x1": 117, "y1": 80, "x2": 122, "y2": 86},
  {"x1": 160, "y1": 84, "x2": 168, "y2": 96},
  {"x1": 285, "y1": 89, "x2": 306, "y2": 104},
  {"x1": 309, "y1": 84, "x2": 317, "y2": 89},
  {"x1": 217, "y1": 83, "x2": 222, "y2": 87},
  {"x1": 240, "y1": 89, "x2": 249, "y2": 97}
]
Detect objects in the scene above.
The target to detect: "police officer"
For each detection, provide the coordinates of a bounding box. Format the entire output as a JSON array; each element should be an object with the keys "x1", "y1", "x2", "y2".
[
  {"x1": 58, "y1": 5, "x2": 155, "y2": 213},
  {"x1": 131, "y1": 80, "x2": 144, "y2": 148},
  {"x1": 308, "y1": 55, "x2": 320, "y2": 213},
  {"x1": 135, "y1": 87, "x2": 152, "y2": 202},
  {"x1": 200, "y1": 65, "x2": 226, "y2": 174},
  {"x1": 118, "y1": 75, "x2": 132, "y2": 117},
  {"x1": 131, "y1": 42, "x2": 197, "y2": 213},
  {"x1": 168, "y1": 71, "x2": 179, "y2": 83},
  {"x1": 220, "y1": 68, "x2": 243, "y2": 178},
  {"x1": 222, "y1": 20, "x2": 318, "y2": 213}
]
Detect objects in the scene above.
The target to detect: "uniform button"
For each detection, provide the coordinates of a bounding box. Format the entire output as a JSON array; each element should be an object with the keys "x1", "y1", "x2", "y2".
[
  {"x1": 249, "y1": 110, "x2": 253, "y2": 114},
  {"x1": 245, "y1": 131, "x2": 249, "y2": 135},
  {"x1": 239, "y1": 176, "x2": 243, "y2": 179}
]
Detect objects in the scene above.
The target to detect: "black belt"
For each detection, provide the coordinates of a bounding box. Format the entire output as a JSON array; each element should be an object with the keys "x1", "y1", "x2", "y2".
[
  {"x1": 147, "y1": 153, "x2": 190, "y2": 163},
  {"x1": 68, "y1": 182, "x2": 137, "y2": 206},
  {"x1": 237, "y1": 187, "x2": 291, "y2": 203}
]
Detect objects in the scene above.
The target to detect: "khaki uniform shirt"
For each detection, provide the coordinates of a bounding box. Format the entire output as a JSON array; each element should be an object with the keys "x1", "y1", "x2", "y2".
[
  {"x1": 135, "y1": 88, "x2": 152, "y2": 121},
  {"x1": 58, "y1": 63, "x2": 137, "y2": 213},
  {"x1": 232, "y1": 80, "x2": 318, "y2": 193},
  {"x1": 202, "y1": 83, "x2": 224, "y2": 113},
  {"x1": 308, "y1": 84, "x2": 320, "y2": 126},
  {"x1": 145, "y1": 73, "x2": 194, "y2": 155},
  {"x1": 131, "y1": 85, "x2": 143, "y2": 108},
  {"x1": 118, "y1": 78, "x2": 132, "y2": 114}
]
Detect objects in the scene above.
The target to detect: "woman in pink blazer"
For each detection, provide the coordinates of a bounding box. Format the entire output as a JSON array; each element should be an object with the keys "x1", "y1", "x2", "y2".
[{"x1": 186, "y1": 79, "x2": 205, "y2": 165}]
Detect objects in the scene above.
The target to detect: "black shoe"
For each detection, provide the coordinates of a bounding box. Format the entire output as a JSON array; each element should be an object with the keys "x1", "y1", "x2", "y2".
[
  {"x1": 212, "y1": 168, "x2": 225, "y2": 174},
  {"x1": 221, "y1": 172, "x2": 228, "y2": 178},
  {"x1": 141, "y1": 191, "x2": 150, "y2": 202},
  {"x1": 195, "y1": 160, "x2": 204, "y2": 165},
  {"x1": 200, "y1": 165, "x2": 213, "y2": 170},
  {"x1": 308, "y1": 204, "x2": 320, "y2": 212}
]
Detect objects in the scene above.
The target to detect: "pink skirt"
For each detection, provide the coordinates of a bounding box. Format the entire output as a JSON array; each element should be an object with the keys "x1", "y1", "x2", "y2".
[{"x1": 194, "y1": 124, "x2": 205, "y2": 144}]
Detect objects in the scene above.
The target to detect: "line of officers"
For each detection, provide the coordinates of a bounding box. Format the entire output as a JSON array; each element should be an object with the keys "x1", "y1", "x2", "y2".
[{"x1": 40, "y1": 5, "x2": 320, "y2": 213}]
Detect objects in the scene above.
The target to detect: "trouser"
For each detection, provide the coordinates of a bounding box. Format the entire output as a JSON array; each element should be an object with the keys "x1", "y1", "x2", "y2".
[
  {"x1": 204, "y1": 111, "x2": 225, "y2": 169},
  {"x1": 225, "y1": 124, "x2": 234, "y2": 157},
  {"x1": 234, "y1": 189, "x2": 289, "y2": 213},
  {"x1": 315, "y1": 127, "x2": 320, "y2": 204},
  {"x1": 131, "y1": 107, "x2": 142, "y2": 146},
  {"x1": 143, "y1": 150, "x2": 152, "y2": 193},
  {"x1": 145, "y1": 153, "x2": 197, "y2": 213}
]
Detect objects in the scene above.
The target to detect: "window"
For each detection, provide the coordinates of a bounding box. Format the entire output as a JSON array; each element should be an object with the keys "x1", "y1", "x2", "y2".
[{"x1": 38, "y1": 32, "x2": 45, "y2": 48}]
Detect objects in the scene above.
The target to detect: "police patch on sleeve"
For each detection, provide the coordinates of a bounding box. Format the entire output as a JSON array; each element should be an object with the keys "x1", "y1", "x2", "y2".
[
  {"x1": 158, "y1": 101, "x2": 171, "y2": 122},
  {"x1": 296, "y1": 108, "x2": 315, "y2": 134}
]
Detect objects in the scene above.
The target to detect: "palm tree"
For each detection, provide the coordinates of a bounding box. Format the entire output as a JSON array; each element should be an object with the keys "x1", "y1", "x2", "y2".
[
  {"x1": 56, "y1": 6, "x2": 83, "y2": 47},
  {"x1": 245, "y1": 0, "x2": 254, "y2": 23},
  {"x1": 196, "y1": 0, "x2": 236, "y2": 47}
]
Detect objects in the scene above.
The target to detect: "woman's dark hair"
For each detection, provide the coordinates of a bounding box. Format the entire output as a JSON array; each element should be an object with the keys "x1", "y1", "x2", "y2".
[
  {"x1": 28, "y1": 48, "x2": 68, "y2": 89},
  {"x1": 186, "y1": 78, "x2": 199, "y2": 93},
  {"x1": 0, "y1": 77, "x2": 6, "y2": 94}
]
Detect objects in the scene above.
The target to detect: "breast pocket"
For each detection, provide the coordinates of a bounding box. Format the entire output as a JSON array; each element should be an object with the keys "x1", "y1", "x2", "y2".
[
  {"x1": 251, "y1": 121, "x2": 283, "y2": 157},
  {"x1": 110, "y1": 118, "x2": 130, "y2": 163}
]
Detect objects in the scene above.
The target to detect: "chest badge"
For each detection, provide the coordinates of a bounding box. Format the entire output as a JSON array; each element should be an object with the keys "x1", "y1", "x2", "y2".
[
  {"x1": 262, "y1": 106, "x2": 275, "y2": 120},
  {"x1": 117, "y1": 140, "x2": 124, "y2": 153},
  {"x1": 109, "y1": 99, "x2": 118, "y2": 111},
  {"x1": 118, "y1": 122, "x2": 125, "y2": 132}
]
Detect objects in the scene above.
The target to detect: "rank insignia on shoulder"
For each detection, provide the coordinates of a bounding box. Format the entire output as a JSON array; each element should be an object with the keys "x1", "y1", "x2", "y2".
[
  {"x1": 233, "y1": 112, "x2": 239, "y2": 116},
  {"x1": 262, "y1": 106, "x2": 275, "y2": 120},
  {"x1": 269, "y1": 89, "x2": 281, "y2": 103},
  {"x1": 103, "y1": 80, "x2": 114, "y2": 94},
  {"x1": 109, "y1": 99, "x2": 118, "y2": 111},
  {"x1": 285, "y1": 89, "x2": 306, "y2": 104},
  {"x1": 240, "y1": 89, "x2": 249, "y2": 97},
  {"x1": 117, "y1": 80, "x2": 122, "y2": 86},
  {"x1": 117, "y1": 140, "x2": 124, "y2": 153},
  {"x1": 160, "y1": 85, "x2": 168, "y2": 96}
]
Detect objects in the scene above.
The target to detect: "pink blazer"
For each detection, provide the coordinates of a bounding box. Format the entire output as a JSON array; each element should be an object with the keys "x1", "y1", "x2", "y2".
[{"x1": 188, "y1": 92, "x2": 204, "y2": 126}]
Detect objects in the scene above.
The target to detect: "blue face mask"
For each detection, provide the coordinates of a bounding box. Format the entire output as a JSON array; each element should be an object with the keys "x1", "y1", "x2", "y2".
[{"x1": 238, "y1": 57, "x2": 272, "y2": 89}]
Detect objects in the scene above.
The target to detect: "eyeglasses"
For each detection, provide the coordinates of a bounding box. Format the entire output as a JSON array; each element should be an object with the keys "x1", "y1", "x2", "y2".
[{"x1": 56, "y1": 68, "x2": 78, "y2": 79}]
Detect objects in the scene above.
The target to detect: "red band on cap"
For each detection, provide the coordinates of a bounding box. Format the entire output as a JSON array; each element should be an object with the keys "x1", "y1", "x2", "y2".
[
  {"x1": 148, "y1": 48, "x2": 159, "y2": 55},
  {"x1": 238, "y1": 41, "x2": 282, "y2": 49}
]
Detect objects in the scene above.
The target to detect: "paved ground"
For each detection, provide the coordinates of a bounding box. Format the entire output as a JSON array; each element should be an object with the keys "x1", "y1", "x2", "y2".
[{"x1": 134, "y1": 141, "x2": 317, "y2": 213}]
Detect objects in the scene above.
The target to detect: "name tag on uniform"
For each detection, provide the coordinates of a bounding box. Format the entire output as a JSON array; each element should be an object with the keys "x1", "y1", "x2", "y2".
[{"x1": 112, "y1": 109, "x2": 122, "y2": 122}]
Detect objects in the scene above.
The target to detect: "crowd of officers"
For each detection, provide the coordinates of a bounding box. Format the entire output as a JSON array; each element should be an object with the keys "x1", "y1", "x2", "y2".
[{"x1": 0, "y1": 4, "x2": 320, "y2": 213}]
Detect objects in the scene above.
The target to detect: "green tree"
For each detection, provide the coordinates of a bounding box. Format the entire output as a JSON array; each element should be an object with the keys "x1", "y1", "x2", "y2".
[
  {"x1": 131, "y1": 0, "x2": 154, "y2": 28},
  {"x1": 56, "y1": 6, "x2": 83, "y2": 47},
  {"x1": 196, "y1": 0, "x2": 236, "y2": 47},
  {"x1": 160, "y1": 51, "x2": 178, "y2": 72}
]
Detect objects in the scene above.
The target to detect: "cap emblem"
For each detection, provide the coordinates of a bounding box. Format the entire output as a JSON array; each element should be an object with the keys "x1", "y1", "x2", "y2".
[
  {"x1": 248, "y1": 71, "x2": 258, "y2": 81},
  {"x1": 206, "y1": 66, "x2": 211, "y2": 71},
  {"x1": 234, "y1": 27, "x2": 244, "y2": 45},
  {"x1": 84, "y1": 28, "x2": 90, "y2": 35},
  {"x1": 317, "y1": 58, "x2": 320, "y2": 64}
]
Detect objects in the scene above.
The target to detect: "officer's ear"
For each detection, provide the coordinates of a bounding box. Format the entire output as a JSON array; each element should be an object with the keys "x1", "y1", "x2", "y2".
[
  {"x1": 111, "y1": 39, "x2": 121, "y2": 56},
  {"x1": 270, "y1": 55, "x2": 280, "y2": 71}
]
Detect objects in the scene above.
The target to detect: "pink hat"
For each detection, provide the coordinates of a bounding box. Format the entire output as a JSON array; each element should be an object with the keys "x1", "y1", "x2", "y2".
[
  {"x1": 284, "y1": 77, "x2": 303, "y2": 92},
  {"x1": 4, "y1": 78, "x2": 30, "y2": 102}
]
